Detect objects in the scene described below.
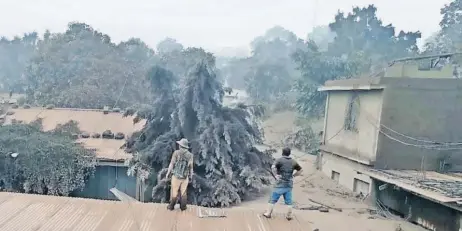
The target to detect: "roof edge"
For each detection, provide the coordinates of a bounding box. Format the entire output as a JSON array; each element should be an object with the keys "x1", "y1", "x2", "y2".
[
  {"x1": 318, "y1": 85, "x2": 386, "y2": 92},
  {"x1": 362, "y1": 169, "x2": 462, "y2": 210}
]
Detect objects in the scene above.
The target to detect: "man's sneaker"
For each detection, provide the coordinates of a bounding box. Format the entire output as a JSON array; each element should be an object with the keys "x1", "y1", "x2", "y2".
[
  {"x1": 286, "y1": 215, "x2": 293, "y2": 221},
  {"x1": 262, "y1": 213, "x2": 272, "y2": 218}
]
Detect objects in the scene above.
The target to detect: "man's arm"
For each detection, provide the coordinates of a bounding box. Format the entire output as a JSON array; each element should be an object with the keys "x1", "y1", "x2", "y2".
[
  {"x1": 166, "y1": 151, "x2": 177, "y2": 177},
  {"x1": 292, "y1": 161, "x2": 303, "y2": 177},
  {"x1": 272, "y1": 159, "x2": 281, "y2": 179}
]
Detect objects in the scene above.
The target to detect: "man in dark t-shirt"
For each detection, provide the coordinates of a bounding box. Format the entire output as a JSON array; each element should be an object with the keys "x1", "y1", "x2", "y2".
[{"x1": 263, "y1": 147, "x2": 303, "y2": 220}]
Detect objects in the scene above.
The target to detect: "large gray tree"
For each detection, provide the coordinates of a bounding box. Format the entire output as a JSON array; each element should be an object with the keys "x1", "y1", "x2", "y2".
[{"x1": 126, "y1": 49, "x2": 273, "y2": 207}]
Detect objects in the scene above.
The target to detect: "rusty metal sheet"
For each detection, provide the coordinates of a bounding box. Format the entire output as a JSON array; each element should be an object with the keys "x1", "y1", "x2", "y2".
[{"x1": 0, "y1": 192, "x2": 311, "y2": 231}]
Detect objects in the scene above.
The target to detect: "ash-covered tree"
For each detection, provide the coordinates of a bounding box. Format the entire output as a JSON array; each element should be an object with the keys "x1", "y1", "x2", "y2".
[
  {"x1": 25, "y1": 22, "x2": 153, "y2": 109},
  {"x1": 424, "y1": 0, "x2": 462, "y2": 55},
  {"x1": 0, "y1": 122, "x2": 96, "y2": 195},
  {"x1": 0, "y1": 32, "x2": 39, "y2": 93},
  {"x1": 307, "y1": 26, "x2": 336, "y2": 52},
  {"x1": 127, "y1": 53, "x2": 273, "y2": 207},
  {"x1": 156, "y1": 37, "x2": 184, "y2": 54},
  {"x1": 220, "y1": 26, "x2": 303, "y2": 109},
  {"x1": 328, "y1": 5, "x2": 421, "y2": 67},
  {"x1": 293, "y1": 41, "x2": 361, "y2": 117}
]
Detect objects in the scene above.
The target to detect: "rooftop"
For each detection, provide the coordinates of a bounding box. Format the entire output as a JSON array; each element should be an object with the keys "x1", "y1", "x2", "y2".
[
  {"x1": 364, "y1": 169, "x2": 462, "y2": 206},
  {"x1": 4, "y1": 107, "x2": 146, "y2": 162},
  {"x1": 318, "y1": 62, "x2": 459, "y2": 92},
  {"x1": 0, "y1": 192, "x2": 309, "y2": 230}
]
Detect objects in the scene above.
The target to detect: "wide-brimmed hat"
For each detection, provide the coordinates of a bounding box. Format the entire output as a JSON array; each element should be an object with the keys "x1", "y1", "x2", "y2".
[{"x1": 176, "y1": 138, "x2": 190, "y2": 149}]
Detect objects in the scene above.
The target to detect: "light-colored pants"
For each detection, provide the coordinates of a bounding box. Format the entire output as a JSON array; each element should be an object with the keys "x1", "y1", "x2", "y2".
[{"x1": 171, "y1": 175, "x2": 189, "y2": 200}]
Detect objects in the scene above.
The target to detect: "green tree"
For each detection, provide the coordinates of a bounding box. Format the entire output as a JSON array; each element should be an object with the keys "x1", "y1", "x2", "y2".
[{"x1": 0, "y1": 123, "x2": 96, "y2": 195}]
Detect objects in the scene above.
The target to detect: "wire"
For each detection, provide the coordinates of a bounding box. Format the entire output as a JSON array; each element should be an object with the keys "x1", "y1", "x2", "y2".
[
  {"x1": 291, "y1": 127, "x2": 342, "y2": 185},
  {"x1": 355, "y1": 101, "x2": 462, "y2": 150},
  {"x1": 351, "y1": 94, "x2": 462, "y2": 145},
  {"x1": 379, "y1": 121, "x2": 462, "y2": 145}
]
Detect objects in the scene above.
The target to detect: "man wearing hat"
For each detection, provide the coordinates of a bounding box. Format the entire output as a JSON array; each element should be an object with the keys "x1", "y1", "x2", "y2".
[{"x1": 166, "y1": 138, "x2": 194, "y2": 211}]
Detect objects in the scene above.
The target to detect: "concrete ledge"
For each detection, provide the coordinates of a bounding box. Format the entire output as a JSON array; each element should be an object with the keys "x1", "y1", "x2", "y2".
[{"x1": 320, "y1": 145, "x2": 374, "y2": 166}]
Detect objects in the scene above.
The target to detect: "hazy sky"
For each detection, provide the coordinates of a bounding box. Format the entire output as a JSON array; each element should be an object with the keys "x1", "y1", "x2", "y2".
[{"x1": 0, "y1": 0, "x2": 452, "y2": 52}]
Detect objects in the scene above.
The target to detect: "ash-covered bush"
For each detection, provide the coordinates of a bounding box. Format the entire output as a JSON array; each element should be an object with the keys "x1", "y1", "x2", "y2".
[{"x1": 0, "y1": 122, "x2": 96, "y2": 195}]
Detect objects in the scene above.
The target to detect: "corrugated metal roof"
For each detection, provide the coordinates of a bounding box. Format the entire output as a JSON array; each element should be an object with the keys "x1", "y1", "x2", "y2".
[
  {"x1": 0, "y1": 192, "x2": 310, "y2": 230},
  {"x1": 364, "y1": 169, "x2": 462, "y2": 204},
  {"x1": 75, "y1": 138, "x2": 131, "y2": 161},
  {"x1": 5, "y1": 108, "x2": 146, "y2": 134},
  {"x1": 4, "y1": 108, "x2": 145, "y2": 161}
]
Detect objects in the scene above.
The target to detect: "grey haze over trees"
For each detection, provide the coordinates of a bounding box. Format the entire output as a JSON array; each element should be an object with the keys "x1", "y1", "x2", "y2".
[
  {"x1": 156, "y1": 37, "x2": 184, "y2": 54},
  {"x1": 25, "y1": 22, "x2": 155, "y2": 109},
  {"x1": 306, "y1": 26, "x2": 336, "y2": 52},
  {"x1": 0, "y1": 1, "x2": 459, "y2": 202},
  {"x1": 222, "y1": 5, "x2": 422, "y2": 118},
  {"x1": 0, "y1": 32, "x2": 39, "y2": 93},
  {"x1": 293, "y1": 4, "x2": 422, "y2": 117},
  {"x1": 424, "y1": 0, "x2": 462, "y2": 56},
  {"x1": 221, "y1": 26, "x2": 304, "y2": 110}
]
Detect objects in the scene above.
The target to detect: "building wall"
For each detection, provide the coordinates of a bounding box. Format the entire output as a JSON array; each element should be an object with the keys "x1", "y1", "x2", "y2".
[
  {"x1": 375, "y1": 79, "x2": 462, "y2": 171},
  {"x1": 73, "y1": 165, "x2": 137, "y2": 200},
  {"x1": 324, "y1": 90, "x2": 383, "y2": 162},
  {"x1": 320, "y1": 152, "x2": 372, "y2": 193},
  {"x1": 373, "y1": 179, "x2": 461, "y2": 231},
  {"x1": 384, "y1": 63, "x2": 454, "y2": 78}
]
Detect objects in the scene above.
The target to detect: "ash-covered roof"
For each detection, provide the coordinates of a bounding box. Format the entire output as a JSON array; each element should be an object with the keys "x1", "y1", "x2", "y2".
[
  {"x1": 365, "y1": 169, "x2": 462, "y2": 206},
  {"x1": 0, "y1": 192, "x2": 310, "y2": 230},
  {"x1": 4, "y1": 107, "x2": 146, "y2": 162}
]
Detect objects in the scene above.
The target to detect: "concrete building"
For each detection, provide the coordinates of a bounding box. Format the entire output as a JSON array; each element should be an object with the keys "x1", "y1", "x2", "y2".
[{"x1": 318, "y1": 56, "x2": 462, "y2": 230}]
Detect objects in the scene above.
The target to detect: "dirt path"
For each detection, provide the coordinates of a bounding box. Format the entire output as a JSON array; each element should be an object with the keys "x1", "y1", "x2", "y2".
[{"x1": 242, "y1": 111, "x2": 426, "y2": 231}]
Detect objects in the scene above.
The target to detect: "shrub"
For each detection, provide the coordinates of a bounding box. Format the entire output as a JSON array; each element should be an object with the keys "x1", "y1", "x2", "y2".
[
  {"x1": 16, "y1": 97, "x2": 26, "y2": 106},
  {"x1": 102, "y1": 130, "x2": 114, "y2": 139},
  {"x1": 123, "y1": 107, "x2": 136, "y2": 117},
  {"x1": 114, "y1": 132, "x2": 125, "y2": 140},
  {"x1": 0, "y1": 123, "x2": 96, "y2": 195}
]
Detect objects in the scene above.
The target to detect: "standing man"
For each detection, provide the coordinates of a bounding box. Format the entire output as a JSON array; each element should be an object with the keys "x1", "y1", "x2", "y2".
[
  {"x1": 166, "y1": 138, "x2": 194, "y2": 211},
  {"x1": 263, "y1": 147, "x2": 303, "y2": 220}
]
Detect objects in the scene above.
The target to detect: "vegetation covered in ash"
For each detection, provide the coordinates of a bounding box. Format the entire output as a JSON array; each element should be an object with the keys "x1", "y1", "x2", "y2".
[
  {"x1": 0, "y1": 1, "x2": 461, "y2": 201},
  {"x1": 126, "y1": 49, "x2": 273, "y2": 207},
  {"x1": 0, "y1": 120, "x2": 96, "y2": 195}
]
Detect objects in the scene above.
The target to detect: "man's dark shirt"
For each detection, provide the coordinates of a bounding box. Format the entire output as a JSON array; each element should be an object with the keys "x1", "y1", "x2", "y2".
[{"x1": 274, "y1": 156, "x2": 302, "y2": 188}]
